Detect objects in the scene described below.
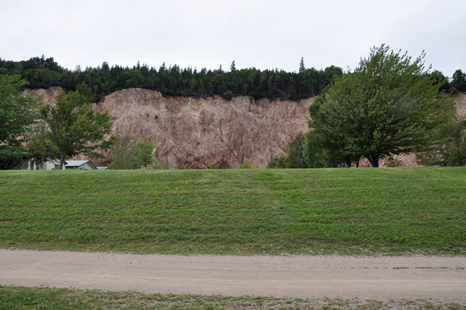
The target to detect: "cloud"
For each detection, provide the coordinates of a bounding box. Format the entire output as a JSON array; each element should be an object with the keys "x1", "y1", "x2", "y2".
[{"x1": 1, "y1": 0, "x2": 465, "y2": 76}]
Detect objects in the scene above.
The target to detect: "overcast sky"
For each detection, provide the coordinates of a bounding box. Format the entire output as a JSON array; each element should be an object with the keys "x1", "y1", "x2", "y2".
[{"x1": 2, "y1": 0, "x2": 465, "y2": 77}]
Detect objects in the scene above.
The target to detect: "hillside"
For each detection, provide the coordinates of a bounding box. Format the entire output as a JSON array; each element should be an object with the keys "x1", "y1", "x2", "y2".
[
  {"x1": 30, "y1": 88, "x2": 466, "y2": 168},
  {"x1": 1, "y1": 168, "x2": 465, "y2": 255},
  {"x1": 32, "y1": 87, "x2": 312, "y2": 168}
]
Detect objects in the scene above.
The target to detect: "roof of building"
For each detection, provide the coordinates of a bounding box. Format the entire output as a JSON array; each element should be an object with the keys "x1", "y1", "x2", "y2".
[
  {"x1": 65, "y1": 160, "x2": 90, "y2": 167},
  {"x1": 65, "y1": 160, "x2": 97, "y2": 169}
]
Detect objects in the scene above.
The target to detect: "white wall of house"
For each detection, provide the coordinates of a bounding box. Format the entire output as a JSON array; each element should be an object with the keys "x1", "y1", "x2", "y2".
[
  {"x1": 20, "y1": 158, "x2": 100, "y2": 170},
  {"x1": 21, "y1": 158, "x2": 64, "y2": 170}
]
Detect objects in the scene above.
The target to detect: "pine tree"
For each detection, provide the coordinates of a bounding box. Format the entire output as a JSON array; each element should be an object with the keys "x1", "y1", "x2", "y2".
[
  {"x1": 230, "y1": 60, "x2": 236, "y2": 71},
  {"x1": 299, "y1": 57, "x2": 305, "y2": 72}
]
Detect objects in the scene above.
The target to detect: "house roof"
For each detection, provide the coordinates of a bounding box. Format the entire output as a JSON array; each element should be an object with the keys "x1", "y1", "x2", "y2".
[
  {"x1": 65, "y1": 160, "x2": 97, "y2": 169},
  {"x1": 65, "y1": 160, "x2": 90, "y2": 167}
]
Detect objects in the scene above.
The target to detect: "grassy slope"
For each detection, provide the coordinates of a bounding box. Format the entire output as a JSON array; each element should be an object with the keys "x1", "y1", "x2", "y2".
[{"x1": 0, "y1": 168, "x2": 465, "y2": 255}]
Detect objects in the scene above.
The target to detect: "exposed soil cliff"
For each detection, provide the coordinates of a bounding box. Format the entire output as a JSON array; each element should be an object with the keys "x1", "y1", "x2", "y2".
[
  {"x1": 31, "y1": 88, "x2": 466, "y2": 168},
  {"x1": 94, "y1": 89, "x2": 312, "y2": 168}
]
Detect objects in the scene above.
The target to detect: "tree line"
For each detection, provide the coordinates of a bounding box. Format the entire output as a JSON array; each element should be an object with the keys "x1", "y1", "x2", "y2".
[{"x1": 0, "y1": 56, "x2": 345, "y2": 102}]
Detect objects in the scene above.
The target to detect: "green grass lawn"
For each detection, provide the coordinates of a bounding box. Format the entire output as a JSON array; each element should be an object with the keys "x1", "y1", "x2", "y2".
[{"x1": 0, "y1": 167, "x2": 465, "y2": 255}]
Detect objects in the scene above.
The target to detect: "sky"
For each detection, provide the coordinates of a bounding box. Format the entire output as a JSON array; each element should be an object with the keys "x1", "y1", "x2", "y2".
[{"x1": 1, "y1": 0, "x2": 465, "y2": 77}]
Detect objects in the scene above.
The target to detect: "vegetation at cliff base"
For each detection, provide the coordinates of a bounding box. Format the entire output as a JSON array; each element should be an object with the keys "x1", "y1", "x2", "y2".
[{"x1": 0, "y1": 168, "x2": 465, "y2": 256}]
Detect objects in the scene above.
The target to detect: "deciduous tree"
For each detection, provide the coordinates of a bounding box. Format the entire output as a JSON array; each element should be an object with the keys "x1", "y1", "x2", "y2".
[
  {"x1": 0, "y1": 75, "x2": 38, "y2": 148},
  {"x1": 309, "y1": 45, "x2": 455, "y2": 167},
  {"x1": 40, "y1": 82, "x2": 114, "y2": 169},
  {"x1": 24, "y1": 120, "x2": 59, "y2": 166}
]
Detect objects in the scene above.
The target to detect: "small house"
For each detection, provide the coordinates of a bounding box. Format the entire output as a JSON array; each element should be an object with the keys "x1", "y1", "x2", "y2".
[{"x1": 20, "y1": 157, "x2": 64, "y2": 170}]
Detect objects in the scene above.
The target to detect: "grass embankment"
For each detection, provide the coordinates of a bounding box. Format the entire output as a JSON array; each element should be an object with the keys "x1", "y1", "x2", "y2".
[
  {"x1": 2, "y1": 285, "x2": 465, "y2": 310},
  {"x1": 0, "y1": 168, "x2": 465, "y2": 255}
]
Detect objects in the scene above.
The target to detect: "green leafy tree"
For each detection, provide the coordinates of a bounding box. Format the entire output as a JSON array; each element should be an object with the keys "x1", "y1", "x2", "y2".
[
  {"x1": 24, "y1": 120, "x2": 60, "y2": 166},
  {"x1": 452, "y1": 69, "x2": 466, "y2": 92},
  {"x1": 0, "y1": 75, "x2": 38, "y2": 148},
  {"x1": 0, "y1": 149, "x2": 23, "y2": 170},
  {"x1": 416, "y1": 120, "x2": 466, "y2": 166},
  {"x1": 307, "y1": 72, "x2": 364, "y2": 167},
  {"x1": 40, "y1": 82, "x2": 114, "y2": 169},
  {"x1": 284, "y1": 132, "x2": 308, "y2": 168},
  {"x1": 302, "y1": 130, "x2": 333, "y2": 168},
  {"x1": 108, "y1": 128, "x2": 136, "y2": 169},
  {"x1": 309, "y1": 45, "x2": 456, "y2": 167},
  {"x1": 134, "y1": 136, "x2": 155, "y2": 168},
  {"x1": 268, "y1": 133, "x2": 308, "y2": 168}
]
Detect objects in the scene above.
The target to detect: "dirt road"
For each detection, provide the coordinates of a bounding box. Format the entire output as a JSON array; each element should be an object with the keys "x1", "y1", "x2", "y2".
[{"x1": 0, "y1": 249, "x2": 465, "y2": 301}]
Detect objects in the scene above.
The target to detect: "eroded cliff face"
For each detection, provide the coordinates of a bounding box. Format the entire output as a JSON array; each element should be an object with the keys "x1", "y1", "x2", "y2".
[
  {"x1": 32, "y1": 87, "x2": 466, "y2": 168},
  {"x1": 93, "y1": 89, "x2": 312, "y2": 168}
]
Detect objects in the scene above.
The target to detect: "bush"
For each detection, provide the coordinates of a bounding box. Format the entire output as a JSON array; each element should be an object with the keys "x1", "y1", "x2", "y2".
[
  {"x1": 268, "y1": 133, "x2": 309, "y2": 168},
  {"x1": 0, "y1": 149, "x2": 23, "y2": 170},
  {"x1": 267, "y1": 156, "x2": 286, "y2": 168},
  {"x1": 384, "y1": 157, "x2": 402, "y2": 167},
  {"x1": 223, "y1": 90, "x2": 233, "y2": 100},
  {"x1": 108, "y1": 129, "x2": 156, "y2": 169},
  {"x1": 240, "y1": 161, "x2": 252, "y2": 169},
  {"x1": 208, "y1": 160, "x2": 218, "y2": 169}
]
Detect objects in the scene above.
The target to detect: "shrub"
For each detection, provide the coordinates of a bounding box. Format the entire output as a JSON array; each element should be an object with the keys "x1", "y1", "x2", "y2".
[
  {"x1": 267, "y1": 156, "x2": 286, "y2": 168},
  {"x1": 240, "y1": 161, "x2": 252, "y2": 169},
  {"x1": 385, "y1": 157, "x2": 403, "y2": 167},
  {"x1": 108, "y1": 128, "x2": 157, "y2": 169},
  {"x1": 223, "y1": 90, "x2": 233, "y2": 100}
]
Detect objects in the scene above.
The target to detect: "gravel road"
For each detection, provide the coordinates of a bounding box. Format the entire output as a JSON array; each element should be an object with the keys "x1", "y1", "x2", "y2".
[{"x1": 0, "y1": 249, "x2": 465, "y2": 301}]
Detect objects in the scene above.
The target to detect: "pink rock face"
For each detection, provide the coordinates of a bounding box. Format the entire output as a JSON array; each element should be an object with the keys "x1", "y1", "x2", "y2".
[{"x1": 93, "y1": 89, "x2": 313, "y2": 168}]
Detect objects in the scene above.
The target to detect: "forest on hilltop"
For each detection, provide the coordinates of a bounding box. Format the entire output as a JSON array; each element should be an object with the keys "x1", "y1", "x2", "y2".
[{"x1": 0, "y1": 56, "x2": 346, "y2": 102}]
